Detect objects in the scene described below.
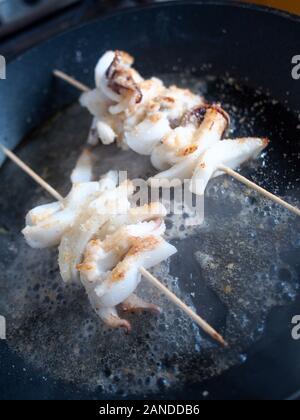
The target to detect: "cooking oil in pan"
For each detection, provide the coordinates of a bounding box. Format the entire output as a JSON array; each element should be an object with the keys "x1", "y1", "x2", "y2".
[{"x1": 0, "y1": 74, "x2": 299, "y2": 397}]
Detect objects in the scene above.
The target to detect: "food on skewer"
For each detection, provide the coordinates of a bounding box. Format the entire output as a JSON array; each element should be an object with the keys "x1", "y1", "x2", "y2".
[
  {"x1": 190, "y1": 137, "x2": 270, "y2": 195},
  {"x1": 23, "y1": 171, "x2": 114, "y2": 249},
  {"x1": 2, "y1": 144, "x2": 225, "y2": 345},
  {"x1": 80, "y1": 50, "x2": 204, "y2": 152},
  {"x1": 23, "y1": 170, "x2": 177, "y2": 331},
  {"x1": 79, "y1": 222, "x2": 175, "y2": 331},
  {"x1": 80, "y1": 50, "x2": 269, "y2": 195},
  {"x1": 71, "y1": 148, "x2": 94, "y2": 183},
  {"x1": 23, "y1": 183, "x2": 98, "y2": 249},
  {"x1": 53, "y1": 72, "x2": 300, "y2": 217},
  {"x1": 149, "y1": 104, "x2": 229, "y2": 184},
  {"x1": 3, "y1": 143, "x2": 224, "y2": 344}
]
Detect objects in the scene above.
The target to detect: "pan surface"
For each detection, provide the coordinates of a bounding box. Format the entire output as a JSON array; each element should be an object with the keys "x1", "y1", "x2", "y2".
[{"x1": 0, "y1": 1, "x2": 300, "y2": 400}]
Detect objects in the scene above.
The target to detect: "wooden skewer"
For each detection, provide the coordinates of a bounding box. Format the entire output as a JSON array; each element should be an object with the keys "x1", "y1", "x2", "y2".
[
  {"x1": 53, "y1": 70, "x2": 90, "y2": 93},
  {"x1": 53, "y1": 70, "x2": 300, "y2": 218},
  {"x1": 0, "y1": 144, "x2": 63, "y2": 202},
  {"x1": 140, "y1": 268, "x2": 227, "y2": 347},
  {"x1": 0, "y1": 145, "x2": 227, "y2": 347},
  {"x1": 219, "y1": 165, "x2": 300, "y2": 217}
]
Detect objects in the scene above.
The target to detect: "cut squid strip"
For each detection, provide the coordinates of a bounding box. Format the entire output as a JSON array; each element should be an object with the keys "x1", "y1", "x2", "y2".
[
  {"x1": 58, "y1": 181, "x2": 134, "y2": 283},
  {"x1": 190, "y1": 137, "x2": 269, "y2": 195},
  {"x1": 79, "y1": 235, "x2": 176, "y2": 330},
  {"x1": 71, "y1": 149, "x2": 94, "y2": 183},
  {"x1": 94, "y1": 237, "x2": 176, "y2": 307},
  {"x1": 22, "y1": 182, "x2": 100, "y2": 248},
  {"x1": 150, "y1": 106, "x2": 229, "y2": 185},
  {"x1": 21, "y1": 167, "x2": 178, "y2": 332}
]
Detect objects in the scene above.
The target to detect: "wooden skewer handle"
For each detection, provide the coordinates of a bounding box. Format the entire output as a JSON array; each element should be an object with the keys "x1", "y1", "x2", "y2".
[
  {"x1": 53, "y1": 70, "x2": 90, "y2": 93},
  {"x1": 140, "y1": 267, "x2": 228, "y2": 347},
  {"x1": 0, "y1": 144, "x2": 63, "y2": 202},
  {"x1": 219, "y1": 165, "x2": 300, "y2": 217}
]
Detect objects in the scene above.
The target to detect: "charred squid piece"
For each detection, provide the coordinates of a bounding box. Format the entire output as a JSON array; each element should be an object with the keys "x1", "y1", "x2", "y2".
[
  {"x1": 59, "y1": 180, "x2": 134, "y2": 283},
  {"x1": 93, "y1": 236, "x2": 176, "y2": 305},
  {"x1": 181, "y1": 103, "x2": 230, "y2": 133},
  {"x1": 180, "y1": 104, "x2": 208, "y2": 127},
  {"x1": 120, "y1": 294, "x2": 161, "y2": 314},
  {"x1": 77, "y1": 211, "x2": 175, "y2": 331},
  {"x1": 79, "y1": 236, "x2": 175, "y2": 332},
  {"x1": 77, "y1": 219, "x2": 167, "y2": 285},
  {"x1": 81, "y1": 51, "x2": 204, "y2": 150},
  {"x1": 23, "y1": 171, "x2": 120, "y2": 251},
  {"x1": 23, "y1": 183, "x2": 100, "y2": 249},
  {"x1": 106, "y1": 50, "x2": 143, "y2": 104},
  {"x1": 190, "y1": 137, "x2": 270, "y2": 195},
  {"x1": 22, "y1": 167, "x2": 178, "y2": 332},
  {"x1": 150, "y1": 104, "x2": 230, "y2": 182},
  {"x1": 124, "y1": 87, "x2": 203, "y2": 156}
]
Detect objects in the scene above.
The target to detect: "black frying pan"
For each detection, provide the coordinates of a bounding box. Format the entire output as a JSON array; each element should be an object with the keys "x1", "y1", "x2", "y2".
[{"x1": 0, "y1": 1, "x2": 300, "y2": 400}]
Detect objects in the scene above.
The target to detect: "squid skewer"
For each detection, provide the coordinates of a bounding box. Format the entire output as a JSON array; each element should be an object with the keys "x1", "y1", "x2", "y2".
[
  {"x1": 52, "y1": 69, "x2": 300, "y2": 217},
  {"x1": 0, "y1": 144, "x2": 227, "y2": 346}
]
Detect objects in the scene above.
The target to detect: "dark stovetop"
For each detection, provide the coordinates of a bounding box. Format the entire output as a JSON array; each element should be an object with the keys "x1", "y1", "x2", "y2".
[{"x1": 0, "y1": 0, "x2": 161, "y2": 61}]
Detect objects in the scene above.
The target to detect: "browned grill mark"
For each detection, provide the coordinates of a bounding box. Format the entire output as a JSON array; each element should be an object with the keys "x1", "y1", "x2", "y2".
[
  {"x1": 149, "y1": 114, "x2": 161, "y2": 123},
  {"x1": 76, "y1": 263, "x2": 94, "y2": 272},
  {"x1": 178, "y1": 144, "x2": 198, "y2": 157},
  {"x1": 181, "y1": 104, "x2": 208, "y2": 127},
  {"x1": 128, "y1": 236, "x2": 160, "y2": 257},
  {"x1": 111, "y1": 268, "x2": 126, "y2": 282},
  {"x1": 106, "y1": 51, "x2": 143, "y2": 104}
]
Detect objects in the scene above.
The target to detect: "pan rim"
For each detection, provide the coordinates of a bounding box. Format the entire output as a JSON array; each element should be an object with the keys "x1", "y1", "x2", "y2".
[
  {"x1": 4, "y1": 0, "x2": 300, "y2": 66},
  {"x1": 1, "y1": 0, "x2": 300, "y2": 401}
]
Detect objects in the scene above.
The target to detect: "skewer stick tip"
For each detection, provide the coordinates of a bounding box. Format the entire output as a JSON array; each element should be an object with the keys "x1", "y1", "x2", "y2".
[
  {"x1": 219, "y1": 164, "x2": 300, "y2": 217},
  {"x1": 53, "y1": 69, "x2": 90, "y2": 93},
  {"x1": 140, "y1": 267, "x2": 227, "y2": 347}
]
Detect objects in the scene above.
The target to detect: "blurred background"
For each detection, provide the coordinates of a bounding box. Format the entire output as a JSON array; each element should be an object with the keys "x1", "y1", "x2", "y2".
[{"x1": 0, "y1": 0, "x2": 299, "y2": 60}]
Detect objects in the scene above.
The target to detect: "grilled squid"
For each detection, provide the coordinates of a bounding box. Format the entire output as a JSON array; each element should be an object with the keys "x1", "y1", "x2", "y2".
[
  {"x1": 23, "y1": 182, "x2": 99, "y2": 249},
  {"x1": 149, "y1": 105, "x2": 229, "y2": 185},
  {"x1": 59, "y1": 180, "x2": 134, "y2": 283},
  {"x1": 23, "y1": 171, "x2": 177, "y2": 331},
  {"x1": 80, "y1": 50, "x2": 203, "y2": 150},
  {"x1": 124, "y1": 87, "x2": 203, "y2": 155},
  {"x1": 71, "y1": 149, "x2": 94, "y2": 183},
  {"x1": 96, "y1": 50, "x2": 143, "y2": 104},
  {"x1": 22, "y1": 171, "x2": 118, "y2": 249},
  {"x1": 80, "y1": 50, "x2": 270, "y2": 196},
  {"x1": 190, "y1": 137, "x2": 270, "y2": 195},
  {"x1": 78, "y1": 221, "x2": 176, "y2": 331}
]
